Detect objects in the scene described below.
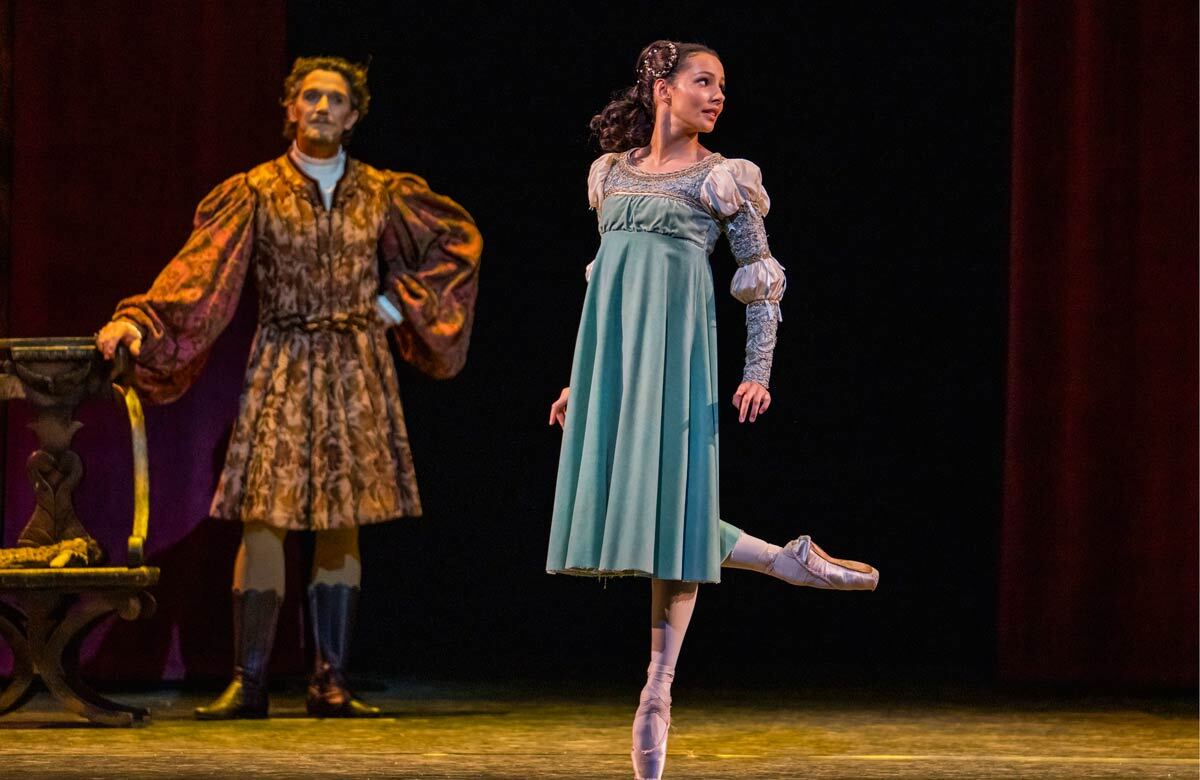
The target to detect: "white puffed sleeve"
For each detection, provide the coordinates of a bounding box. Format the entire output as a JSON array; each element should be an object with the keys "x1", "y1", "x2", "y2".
[
  {"x1": 700, "y1": 159, "x2": 787, "y2": 388},
  {"x1": 587, "y1": 152, "x2": 620, "y2": 211},
  {"x1": 584, "y1": 153, "x2": 620, "y2": 282},
  {"x1": 700, "y1": 158, "x2": 772, "y2": 217}
]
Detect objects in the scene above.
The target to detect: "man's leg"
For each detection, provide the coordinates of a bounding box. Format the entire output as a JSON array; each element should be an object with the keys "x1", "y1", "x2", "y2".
[
  {"x1": 195, "y1": 523, "x2": 285, "y2": 720},
  {"x1": 306, "y1": 527, "x2": 380, "y2": 717}
]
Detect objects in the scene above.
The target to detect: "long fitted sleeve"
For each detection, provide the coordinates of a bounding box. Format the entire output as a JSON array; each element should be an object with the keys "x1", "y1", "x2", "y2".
[
  {"x1": 378, "y1": 173, "x2": 483, "y2": 379},
  {"x1": 112, "y1": 174, "x2": 257, "y2": 404},
  {"x1": 699, "y1": 159, "x2": 787, "y2": 388}
]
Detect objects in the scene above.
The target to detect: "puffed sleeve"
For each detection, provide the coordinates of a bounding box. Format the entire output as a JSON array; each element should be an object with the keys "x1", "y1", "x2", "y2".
[
  {"x1": 587, "y1": 152, "x2": 619, "y2": 211},
  {"x1": 700, "y1": 159, "x2": 787, "y2": 388},
  {"x1": 112, "y1": 174, "x2": 257, "y2": 404},
  {"x1": 584, "y1": 153, "x2": 619, "y2": 283},
  {"x1": 378, "y1": 172, "x2": 483, "y2": 379}
]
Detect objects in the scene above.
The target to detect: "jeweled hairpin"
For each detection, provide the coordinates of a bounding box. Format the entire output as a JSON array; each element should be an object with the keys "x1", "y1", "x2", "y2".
[{"x1": 640, "y1": 41, "x2": 679, "y2": 80}]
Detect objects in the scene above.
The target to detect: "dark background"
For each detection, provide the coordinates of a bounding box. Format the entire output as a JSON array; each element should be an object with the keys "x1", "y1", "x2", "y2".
[
  {"x1": 1, "y1": 1, "x2": 1194, "y2": 689},
  {"x1": 288, "y1": 1, "x2": 1013, "y2": 685}
]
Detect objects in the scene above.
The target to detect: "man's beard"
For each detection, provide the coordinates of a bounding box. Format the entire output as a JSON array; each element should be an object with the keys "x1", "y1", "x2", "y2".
[{"x1": 302, "y1": 124, "x2": 341, "y2": 144}]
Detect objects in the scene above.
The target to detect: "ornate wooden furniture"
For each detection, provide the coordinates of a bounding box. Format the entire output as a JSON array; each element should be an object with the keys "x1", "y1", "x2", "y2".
[{"x1": 0, "y1": 337, "x2": 159, "y2": 726}]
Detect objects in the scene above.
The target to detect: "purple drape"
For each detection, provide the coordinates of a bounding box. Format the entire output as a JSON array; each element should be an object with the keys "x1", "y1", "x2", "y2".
[{"x1": 2, "y1": 1, "x2": 293, "y2": 680}]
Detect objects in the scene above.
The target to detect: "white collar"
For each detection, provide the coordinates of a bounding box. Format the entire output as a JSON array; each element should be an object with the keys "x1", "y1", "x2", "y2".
[{"x1": 289, "y1": 142, "x2": 345, "y2": 169}]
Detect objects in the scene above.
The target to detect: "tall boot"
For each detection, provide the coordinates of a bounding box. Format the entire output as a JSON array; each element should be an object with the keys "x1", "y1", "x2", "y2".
[
  {"x1": 195, "y1": 589, "x2": 281, "y2": 720},
  {"x1": 306, "y1": 583, "x2": 381, "y2": 718}
]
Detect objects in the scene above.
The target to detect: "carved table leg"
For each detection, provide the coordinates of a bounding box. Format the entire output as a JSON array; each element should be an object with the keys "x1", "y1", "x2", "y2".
[
  {"x1": 0, "y1": 600, "x2": 36, "y2": 715},
  {"x1": 21, "y1": 450, "x2": 61, "y2": 548},
  {"x1": 23, "y1": 591, "x2": 150, "y2": 726},
  {"x1": 59, "y1": 593, "x2": 155, "y2": 720},
  {"x1": 21, "y1": 448, "x2": 92, "y2": 551}
]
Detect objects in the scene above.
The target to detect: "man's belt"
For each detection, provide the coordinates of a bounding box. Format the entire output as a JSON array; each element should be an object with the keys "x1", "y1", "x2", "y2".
[{"x1": 261, "y1": 312, "x2": 377, "y2": 332}]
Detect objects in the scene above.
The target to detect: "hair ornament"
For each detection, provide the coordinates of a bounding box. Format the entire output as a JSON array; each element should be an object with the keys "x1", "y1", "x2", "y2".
[{"x1": 639, "y1": 41, "x2": 679, "y2": 81}]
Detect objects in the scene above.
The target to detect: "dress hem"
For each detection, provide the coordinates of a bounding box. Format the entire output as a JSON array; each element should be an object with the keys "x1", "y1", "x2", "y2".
[
  {"x1": 546, "y1": 566, "x2": 721, "y2": 585},
  {"x1": 212, "y1": 511, "x2": 422, "y2": 530}
]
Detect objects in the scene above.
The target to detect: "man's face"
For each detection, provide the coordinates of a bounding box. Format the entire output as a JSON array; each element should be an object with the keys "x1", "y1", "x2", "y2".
[{"x1": 287, "y1": 70, "x2": 359, "y2": 153}]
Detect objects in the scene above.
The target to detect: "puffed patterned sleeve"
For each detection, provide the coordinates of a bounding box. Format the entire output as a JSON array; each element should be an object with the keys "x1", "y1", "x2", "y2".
[
  {"x1": 700, "y1": 159, "x2": 788, "y2": 388},
  {"x1": 378, "y1": 172, "x2": 483, "y2": 379},
  {"x1": 112, "y1": 174, "x2": 257, "y2": 404},
  {"x1": 583, "y1": 153, "x2": 619, "y2": 283}
]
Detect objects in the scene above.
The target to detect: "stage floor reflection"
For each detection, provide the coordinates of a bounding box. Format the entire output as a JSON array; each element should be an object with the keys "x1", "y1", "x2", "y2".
[{"x1": 0, "y1": 680, "x2": 1194, "y2": 778}]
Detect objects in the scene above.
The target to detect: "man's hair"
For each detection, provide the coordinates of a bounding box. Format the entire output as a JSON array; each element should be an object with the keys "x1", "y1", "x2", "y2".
[{"x1": 281, "y1": 56, "x2": 371, "y2": 143}]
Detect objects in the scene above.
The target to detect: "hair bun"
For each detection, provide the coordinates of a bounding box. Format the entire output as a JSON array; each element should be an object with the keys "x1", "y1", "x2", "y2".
[{"x1": 638, "y1": 41, "x2": 679, "y2": 81}]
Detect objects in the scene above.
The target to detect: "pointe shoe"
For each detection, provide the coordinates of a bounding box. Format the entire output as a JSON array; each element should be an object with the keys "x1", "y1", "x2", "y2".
[
  {"x1": 631, "y1": 693, "x2": 670, "y2": 780},
  {"x1": 767, "y1": 535, "x2": 879, "y2": 590}
]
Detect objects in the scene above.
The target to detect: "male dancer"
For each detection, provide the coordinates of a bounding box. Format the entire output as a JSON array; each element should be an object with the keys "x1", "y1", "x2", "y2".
[{"x1": 97, "y1": 57, "x2": 482, "y2": 718}]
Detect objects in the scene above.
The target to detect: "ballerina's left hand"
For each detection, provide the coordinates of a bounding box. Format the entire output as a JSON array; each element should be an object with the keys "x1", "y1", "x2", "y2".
[{"x1": 732, "y1": 381, "x2": 771, "y2": 423}]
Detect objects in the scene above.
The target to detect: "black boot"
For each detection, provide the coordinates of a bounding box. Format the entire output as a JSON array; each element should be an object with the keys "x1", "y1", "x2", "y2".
[
  {"x1": 305, "y1": 584, "x2": 381, "y2": 717},
  {"x1": 195, "y1": 589, "x2": 281, "y2": 720}
]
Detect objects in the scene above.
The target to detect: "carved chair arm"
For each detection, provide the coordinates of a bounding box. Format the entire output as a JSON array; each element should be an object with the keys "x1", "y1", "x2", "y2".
[{"x1": 110, "y1": 347, "x2": 150, "y2": 568}]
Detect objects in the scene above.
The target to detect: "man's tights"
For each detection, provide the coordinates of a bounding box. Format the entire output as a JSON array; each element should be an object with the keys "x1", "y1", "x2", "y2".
[{"x1": 231, "y1": 523, "x2": 362, "y2": 595}]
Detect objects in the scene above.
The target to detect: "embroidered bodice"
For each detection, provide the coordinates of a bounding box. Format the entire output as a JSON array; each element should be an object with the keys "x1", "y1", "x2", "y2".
[{"x1": 586, "y1": 150, "x2": 786, "y2": 387}]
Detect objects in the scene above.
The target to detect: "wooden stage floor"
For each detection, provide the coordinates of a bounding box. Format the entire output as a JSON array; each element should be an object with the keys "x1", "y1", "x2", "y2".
[{"x1": 0, "y1": 680, "x2": 1195, "y2": 778}]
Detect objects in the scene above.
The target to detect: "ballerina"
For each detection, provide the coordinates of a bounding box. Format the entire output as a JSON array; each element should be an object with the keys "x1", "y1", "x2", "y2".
[{"x1": 545, "y1": 40, "x2": 879, "y2": 780}]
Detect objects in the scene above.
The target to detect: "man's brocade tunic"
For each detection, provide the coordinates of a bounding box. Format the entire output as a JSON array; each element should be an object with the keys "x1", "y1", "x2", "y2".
[{"x1": 115, "y1": 154, "x2": 482, "y2": 530}]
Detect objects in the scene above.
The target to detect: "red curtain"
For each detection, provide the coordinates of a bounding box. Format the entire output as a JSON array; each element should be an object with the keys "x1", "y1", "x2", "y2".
[
  {"x1": 1000, "y1": 1, "x2": 1198, "y2": 684},
  {"x1": 2, "y1": 1, "x2": 291, "y2": 679}
]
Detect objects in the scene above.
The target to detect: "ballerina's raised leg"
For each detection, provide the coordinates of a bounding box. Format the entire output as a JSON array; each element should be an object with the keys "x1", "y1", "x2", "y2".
[{"x1": 723, "y1": 528, "x2": 879, "y2": 591}]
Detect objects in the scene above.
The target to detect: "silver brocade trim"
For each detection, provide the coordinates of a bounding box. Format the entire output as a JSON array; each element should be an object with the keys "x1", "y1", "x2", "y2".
[
  {"x1": 743, "y1": 301, "x2": 779, "y2": 388},
  {"x1": 728, "y1": 202, "x2": 780, "y2": 386},
  {"x1": 725, "y1": 202, "x2": 771, "y2": 266},
  {"x1": 604, "y1": 152, "x2": 723, "y2": 210}
]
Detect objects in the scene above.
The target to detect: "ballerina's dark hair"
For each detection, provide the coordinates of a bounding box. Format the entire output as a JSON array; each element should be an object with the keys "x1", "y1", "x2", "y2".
[{"x1": 589, "y1": 40, "x2": 719, "y2": 153}]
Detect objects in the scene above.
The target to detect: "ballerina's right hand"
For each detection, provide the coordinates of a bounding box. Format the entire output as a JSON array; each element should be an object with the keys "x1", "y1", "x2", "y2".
[
  {"x1": 548, "y1": 387, "x2": 570, "y2": 428},
  {"x1": 96, "y1": 320, "x2": 143, "y2": 360}
]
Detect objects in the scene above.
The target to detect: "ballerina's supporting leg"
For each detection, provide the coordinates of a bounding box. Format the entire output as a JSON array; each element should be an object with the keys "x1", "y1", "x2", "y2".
[
  {"x1": 632, "y1": 578, "x2": 698, "y2": 780},
  {"x1": 722, "y1": 529, "x2": 880, "y2": 590}
]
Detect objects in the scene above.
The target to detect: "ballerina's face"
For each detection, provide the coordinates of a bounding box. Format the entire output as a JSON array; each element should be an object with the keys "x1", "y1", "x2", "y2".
[{"x1": 663, "y1": 52, "x2": 726, "y2": 134}]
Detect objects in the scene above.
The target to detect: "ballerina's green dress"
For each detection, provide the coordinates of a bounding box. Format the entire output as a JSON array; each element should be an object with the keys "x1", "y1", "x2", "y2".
[{"x1": 548, "y1": 150, "x2": 787, "y2": 583}]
